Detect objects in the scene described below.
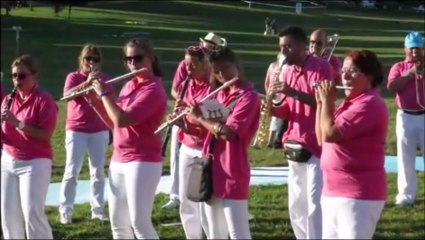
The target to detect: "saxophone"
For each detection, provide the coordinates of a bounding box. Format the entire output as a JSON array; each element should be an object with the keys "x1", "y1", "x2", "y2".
[{"x1": 252, "y1": 55, "x2": 287, "y2": 148}]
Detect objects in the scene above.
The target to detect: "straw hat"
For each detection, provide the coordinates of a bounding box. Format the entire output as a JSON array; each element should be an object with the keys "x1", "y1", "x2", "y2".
[{"x1": 200, "y1": 32, "x2": 224, "y2": 46}]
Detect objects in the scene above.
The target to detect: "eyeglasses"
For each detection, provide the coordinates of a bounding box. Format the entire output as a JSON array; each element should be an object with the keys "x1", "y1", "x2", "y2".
[
  {"x1": 84, "y1": 56, "x2": 101, "y2": 63},
  {"x1": 340, "y1": 68, "x2": 360, "y2": 75},
  {"x1": 11, "y1": 73, "x2": 30, "y2": 80},
  {"x1": 309, "y1": 40, "x2": 323, "y2": 46},
  {"x1": 124, "y1": 55, "x2": 144, "y2": 63}
]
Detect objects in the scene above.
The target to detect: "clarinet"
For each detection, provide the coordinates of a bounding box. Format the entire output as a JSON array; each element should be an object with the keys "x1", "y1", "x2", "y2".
[
  {"x1": 161, "y1": 73, "x2": 192, "y2": 157},
  {"x1": 4, "y1": 85, "x2": 19, "y2": 111}
]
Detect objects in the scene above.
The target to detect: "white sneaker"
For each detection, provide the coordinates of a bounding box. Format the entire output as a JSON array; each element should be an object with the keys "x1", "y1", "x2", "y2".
[
  {"x1": 59, "y1": 212, "x2": 72, "y2": 224},
  {"x1": 395, "y1": 199, "x2": 414, "y2": 206},
  {"x1": 162, "y1": 199, "x2": 180, "y2": 209},
  {"x1": 92, "y1": 213, "x2": 109, "y2": 221},
  {"x1": 395, "y1": 195, "x2": 414, "y2": 206}
]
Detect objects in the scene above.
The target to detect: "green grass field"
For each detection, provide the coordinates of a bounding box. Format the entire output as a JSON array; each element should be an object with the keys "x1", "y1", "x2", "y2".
[{"x1": 1, "y1": 1, "x2": 424, "y2": 239}]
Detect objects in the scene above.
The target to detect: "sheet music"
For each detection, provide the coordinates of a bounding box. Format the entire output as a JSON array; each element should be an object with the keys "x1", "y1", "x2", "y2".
[{"x1": 200, "y1": 99, "x2": 230, "y2": 122}]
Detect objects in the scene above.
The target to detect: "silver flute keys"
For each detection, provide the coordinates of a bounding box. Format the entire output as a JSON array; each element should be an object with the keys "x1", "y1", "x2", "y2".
[
  {"x1": 312, "y1": 82, "x2": 353, "y2": 90},
  {"x1": 154, "y1": 77, "x2": 239, "y2": 134}
]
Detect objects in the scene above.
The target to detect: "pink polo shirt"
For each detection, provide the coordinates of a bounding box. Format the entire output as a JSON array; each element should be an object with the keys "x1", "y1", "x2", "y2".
[
  {"x1": 1, "y1": 83, "x2": 5, "y2": 149},
  {"x1": 328, "y1": 55, "x2": 341, "y2": 83},
  {"x1": 63, "y1": 70, "x2": 113, "y2": 133},
  {"x1": 111, "y1": 76, "x2": 167, "y2": 163},
  {"x1": 271, "y1": 55, "x2": 334, "y2": 158},
  {"x1": 202, "y1": 82, "x2": 260, "y2": 200},
  {"x1": 0, "y1": 83, "x2": 4, "y2": 104},
  {"x1": 387, "y1": 59, "x2": 424, "y2": 111},
  {"x1": 308, "y1": 52, "x2": 341, "y2": 82},
  {"x1": 172, "y1": 60, "x2": 189, "y2": 93},
  {"x1": 1, "y1": 87, "x2": 58, "y2": 160},
  {"x1": 177, "y1": 77, "x2": 211, "y2": 149},
  {"x1": 328, "y1": 55, "x2": 340, "y2": 74},
  {"x1": 321, "y1": 89, "x2": 388, "y2": 200}
]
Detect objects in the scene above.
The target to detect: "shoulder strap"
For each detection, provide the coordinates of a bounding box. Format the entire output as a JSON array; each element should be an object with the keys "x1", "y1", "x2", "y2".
[
  {"x1": 208, "y1": 90, "x2": 251, "y2": 155},
  {"x1": 227, "y1": 90, "x2": 248, "y2": 112}
]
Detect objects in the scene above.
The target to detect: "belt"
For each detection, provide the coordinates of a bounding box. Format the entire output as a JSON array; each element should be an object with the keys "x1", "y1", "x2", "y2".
[{"x1": 402, "y1": 109, "x2": 425, "y2": 115}]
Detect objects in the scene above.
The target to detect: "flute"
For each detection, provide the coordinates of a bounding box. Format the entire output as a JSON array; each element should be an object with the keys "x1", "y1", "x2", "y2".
[
  {"x1": 60, "y1": 68, "x2": 146, "y2": 101},
  {"x1": 154, "y1": 77, "x2": 239, "y2": 135},
  {"x1": 312, "y1": 82, "x2": 352, "y2": 90}
]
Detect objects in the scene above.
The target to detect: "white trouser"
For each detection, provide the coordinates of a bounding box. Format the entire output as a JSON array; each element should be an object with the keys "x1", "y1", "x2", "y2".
[
  {"x1": 59, "y1": 130, "x2": 109, "y2": 215},
  {"x1": 169, "y1": 125, "x2": 181, "y2": 201},
  {"x1": 178, "y1": 144, "x2": 210, "y2": 239},
  {"x1": 395, "y1": 110, "x2": 425, "y2": 203},
  {"x1": 287, "y1": 155, "x2": 322, "y2": 239},
  {"x1": 108, "y1": 161, "x2": 162, "y2": 239},
  {"x1": 1, "y1": 151, "x2": 53, "y2": 239},
  {"x1": 204, "y1": 196, "x2": 251, "y2": 239},
  {"x1": 321, "y1": 196, "x2": 385, "y2": 239}
]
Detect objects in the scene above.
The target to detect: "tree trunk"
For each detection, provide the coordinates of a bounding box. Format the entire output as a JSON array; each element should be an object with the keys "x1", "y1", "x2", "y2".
[{"x1": 68, "y1": 5, "x2": 72, "y2": 20}]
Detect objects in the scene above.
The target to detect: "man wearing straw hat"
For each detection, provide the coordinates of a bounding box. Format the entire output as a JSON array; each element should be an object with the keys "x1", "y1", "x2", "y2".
[
  {"x1": 163, "y1": 32, "x2": 227, "y2": 210},
  {"x1": 387, "y1": 31, "x2": 425, "y2": 206}
]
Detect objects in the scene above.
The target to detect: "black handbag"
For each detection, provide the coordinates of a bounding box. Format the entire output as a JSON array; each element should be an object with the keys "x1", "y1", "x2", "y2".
[
  {"x1": 283, "y1": 140, "x2": 312, "y2": 163},
  {"x1": 186, "y1": 138, "x2": 215, "y2": 202}
]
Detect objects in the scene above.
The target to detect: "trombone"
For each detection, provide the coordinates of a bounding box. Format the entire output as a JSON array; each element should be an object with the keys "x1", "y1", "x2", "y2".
[
  {"x1": 60, "y1": 68, "x2": 145, "y2": 101},
  {"x1": 320, "y1": 33, "x2": 339, "y2": 62}
]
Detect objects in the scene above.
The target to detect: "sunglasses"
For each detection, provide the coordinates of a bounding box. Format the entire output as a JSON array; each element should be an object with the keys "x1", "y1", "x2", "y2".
[
  {"x1": 11, "y1": 73, "x2": 30, "y2": 80},
  {"x1": 124, "y1": 55, "x2": 144, "y2": 63},
  {"x1": 309, "y1": 40, "x2": 323, "y2": 46},
  {"x1": 187, "y1": 46, "x2": 206, "y2": 54},
  {"x1": 84, "y1": 56, "x2": 101, "y2": 63}
]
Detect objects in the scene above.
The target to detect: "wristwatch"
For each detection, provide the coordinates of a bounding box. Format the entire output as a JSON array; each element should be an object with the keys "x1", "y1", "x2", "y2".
[{"x1": 16, "y1": 121, "x2": 25, "y2": 130}]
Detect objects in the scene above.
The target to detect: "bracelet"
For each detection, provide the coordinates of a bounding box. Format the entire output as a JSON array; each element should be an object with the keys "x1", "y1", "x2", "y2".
[
  {"x1": 98, "y1": 91, "x2": 110, "y2": 99},
  {"x1": 213, "y1": 123, "x2": 224, "y2": 136}
]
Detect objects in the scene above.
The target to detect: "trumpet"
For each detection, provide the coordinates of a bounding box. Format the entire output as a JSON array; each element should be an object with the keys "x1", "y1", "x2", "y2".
[
  {"x1": 60, "y1": 68, "x2": 146, "y2": 101},
  {"x1": 320, "y1": 34, "x2": 339, "y2": 62},
  {"x1": 154, "y1": 77, "x2": 238, "y2": 135},
  {"x1": 413, "y1": 51, "x2": 425, "y2": 109}
]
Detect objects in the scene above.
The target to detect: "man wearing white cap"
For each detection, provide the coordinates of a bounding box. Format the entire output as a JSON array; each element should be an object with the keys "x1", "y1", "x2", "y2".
[
  {"x1": 163, "y1": 32, "x2": 227, "y2": 210},
  {"x1": 387, "y1": 31, "x2": 425, "y2": 206}
]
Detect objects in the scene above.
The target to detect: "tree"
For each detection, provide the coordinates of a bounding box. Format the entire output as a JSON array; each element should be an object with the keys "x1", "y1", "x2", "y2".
[{"x1": 50, "y1": 0, "x2": 89, "y2": 19}]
